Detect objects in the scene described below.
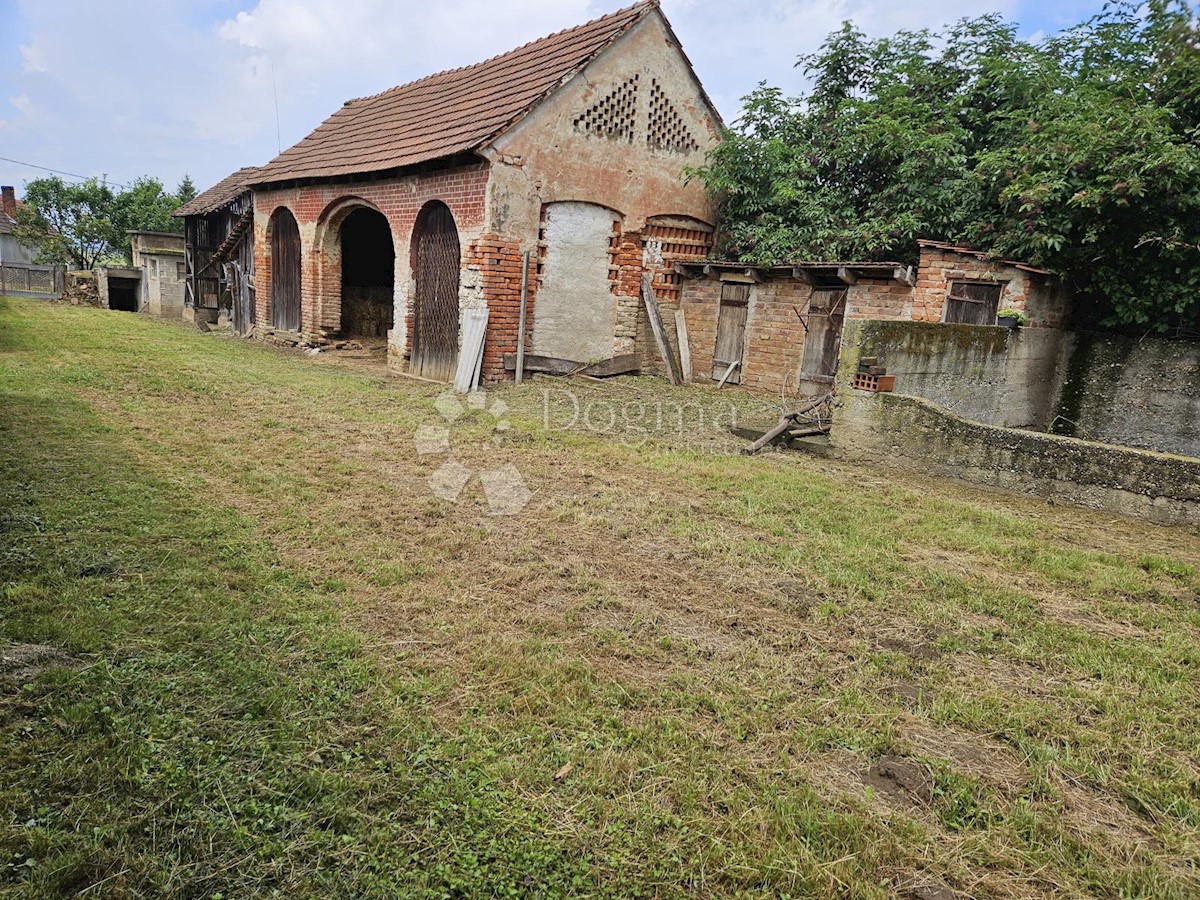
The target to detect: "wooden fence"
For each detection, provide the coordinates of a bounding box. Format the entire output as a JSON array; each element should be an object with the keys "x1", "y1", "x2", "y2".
[{"x1": 0, "y1": 263, "x2": 65, "y2": 298}]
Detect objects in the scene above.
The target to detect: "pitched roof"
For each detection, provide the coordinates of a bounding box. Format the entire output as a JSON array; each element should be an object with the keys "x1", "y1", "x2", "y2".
[
  {"x1": 174, "y1": 166, "x2": 260, "y2": 217},
  {"x1": 0, "y1": 200, "x2": 30, "y2": 236},
  {"x1": 251, "y1": 1, "x2": 664, "y2": 186}
]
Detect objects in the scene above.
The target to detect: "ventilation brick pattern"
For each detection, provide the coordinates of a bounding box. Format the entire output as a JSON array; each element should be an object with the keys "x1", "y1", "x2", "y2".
[
  {"x1": 647, "y1": 79, "x2": 699, "y2": 154},
  {"x1": 573, "y1": 75, "x2": 640, "y2": 141}
]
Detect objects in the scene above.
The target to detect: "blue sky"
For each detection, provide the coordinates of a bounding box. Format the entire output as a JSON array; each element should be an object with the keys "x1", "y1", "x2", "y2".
[{"x1": 0, "y1": 0, "x2": 1111, "y2": 197}]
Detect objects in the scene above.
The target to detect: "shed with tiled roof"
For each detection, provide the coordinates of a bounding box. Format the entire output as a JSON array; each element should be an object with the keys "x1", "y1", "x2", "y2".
[{"x1": 175, "y1": 166, "x2": 260, "y2": 332}]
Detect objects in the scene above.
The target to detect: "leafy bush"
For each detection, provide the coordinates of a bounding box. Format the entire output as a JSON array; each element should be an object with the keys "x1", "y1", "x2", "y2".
[{"x1": 691, "y1": 1, "x2": 1200, "y2": 330}]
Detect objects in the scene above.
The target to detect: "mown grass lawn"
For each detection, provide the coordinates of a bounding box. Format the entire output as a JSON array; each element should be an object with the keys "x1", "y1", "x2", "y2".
[{"x1": 1, "y1": 295, "x2": 1198, "y2": 899}]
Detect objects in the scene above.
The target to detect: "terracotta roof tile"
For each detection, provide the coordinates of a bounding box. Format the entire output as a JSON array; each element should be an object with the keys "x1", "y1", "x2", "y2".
[
  {"x1": 252, "y1": 1, "x2": 658, "y2": 185},
  {"x1": 174, "y1": 166, "x2": 261, "y2": 217}
]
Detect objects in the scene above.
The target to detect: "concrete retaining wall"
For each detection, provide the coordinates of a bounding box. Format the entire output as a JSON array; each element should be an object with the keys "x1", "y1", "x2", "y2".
[
  {"x1": 853, "y1": 320, "x2": 1073, "y2": 430},
  {"x1": 833, "y1": 321, "x2": 1200, "y2": 525},
  {"x1": 1052, "y1": 333, "x2": 1200, "y2": 458},
  {"x1": 852, "y1": 319, "x2": 1200, "y2": 460}
]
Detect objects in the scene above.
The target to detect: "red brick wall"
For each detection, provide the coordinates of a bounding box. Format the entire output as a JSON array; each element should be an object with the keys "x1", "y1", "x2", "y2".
[
  {"x1": 463, "y1": 235, "x2": 537, "y2": 381},
  {"x1": 740, "y1": 279, "x2": 810, "y2": 392},
  {"x1": 679, "y1": 275, "x2": 916, "y2": 395},
  {"x1": 252, "y1": 163, "x2": 489, "y2": 343},
  {"x1": 912, "y1": 246, "x2": 1066, "y2": 327},
  {"x1": 680, "y1": 277, "x2": 720, "y2": 379},
  {"x1": 844, "y1": 277, "x2": 912, "y2": 320}
]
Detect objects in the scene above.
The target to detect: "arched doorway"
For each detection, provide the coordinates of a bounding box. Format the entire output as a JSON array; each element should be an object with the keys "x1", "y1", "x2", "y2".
[
  {"x1": 339, "y1": 207, "x2": 395, "y2": 338},
  {"x1": 269, "y1": 207, "x2": 301, "y2": 332},
  {"x1": 410, "y1": 201, "x2": 460, "y2": 382}
]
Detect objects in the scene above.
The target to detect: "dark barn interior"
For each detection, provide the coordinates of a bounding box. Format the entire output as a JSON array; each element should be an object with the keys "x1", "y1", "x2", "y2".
[{"x1": 340, "y1": 208, "x2": 395, "y2": 338}]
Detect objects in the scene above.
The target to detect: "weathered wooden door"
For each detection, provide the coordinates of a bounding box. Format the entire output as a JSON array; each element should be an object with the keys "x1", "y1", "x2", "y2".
[
  {"x1": 798, "y1": 288, "x2": 846, "y2": 396},
  {"x1": 712, "y1": 282, "x2": 749, "y2": 383},
  {"x1": 411, "y1": 202, "x2": 461, "y2": 382},
  {"x1": 270, "y1": 208, "x2": 301, "y2": 333}
]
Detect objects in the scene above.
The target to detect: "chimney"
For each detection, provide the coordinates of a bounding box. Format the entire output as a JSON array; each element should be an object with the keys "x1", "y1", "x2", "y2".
[{"x1": 1, "y1": 186, "x2": 15, "y2": 219}]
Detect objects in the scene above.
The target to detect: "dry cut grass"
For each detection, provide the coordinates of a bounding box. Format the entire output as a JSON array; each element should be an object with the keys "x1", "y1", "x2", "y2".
[{"x1": 2, "y1": 296, "x2": 1199, "y2": 898}]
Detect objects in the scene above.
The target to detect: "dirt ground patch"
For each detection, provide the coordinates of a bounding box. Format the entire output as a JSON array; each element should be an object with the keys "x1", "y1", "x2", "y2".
[
  {"x1": 863, "y1": 756, "x2": 935, "y2": 806},
  {"x1": 0, "y1": 643, "x2": 80, "y2": 684}
]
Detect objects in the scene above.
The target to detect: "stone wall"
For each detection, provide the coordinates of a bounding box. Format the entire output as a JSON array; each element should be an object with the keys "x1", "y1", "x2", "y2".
[{"x1": 831, "y1": 321, "x2": 1200, "y2": 525}]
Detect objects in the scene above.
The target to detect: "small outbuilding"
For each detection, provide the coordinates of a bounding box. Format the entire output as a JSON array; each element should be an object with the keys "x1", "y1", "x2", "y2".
[
  {"x1": 129, "y1": 231, "x2": 187, "y2": 318},
  {"x1": 174, "y1": 167, "x2": 259, "y2": 331},
  {"x1": 676, "y1": 241, "x2": 1072, "y2": 396},
  {"x1": 249, "y1": 0, "x2": 722, "y2": 382}
]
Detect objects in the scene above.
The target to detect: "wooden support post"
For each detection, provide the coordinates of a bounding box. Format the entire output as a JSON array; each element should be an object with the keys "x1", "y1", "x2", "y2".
[
  {"x1": 675, "y1": 309, "x2": 692, "y2": 383},
  {"x1": 516, "y1": 250, "x2": 530, "y2": 385},
  {"x1": 641, "y1": 274, "x2": 682, "y2": 386}
]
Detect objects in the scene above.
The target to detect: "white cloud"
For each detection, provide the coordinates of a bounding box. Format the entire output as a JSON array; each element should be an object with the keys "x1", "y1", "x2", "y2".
[
  {"x1": 10, "y1": 95, "x2": 34, "y2": 117},
  {"x1": 19, "y1": 43, "x2": 47, "y2": 73}
]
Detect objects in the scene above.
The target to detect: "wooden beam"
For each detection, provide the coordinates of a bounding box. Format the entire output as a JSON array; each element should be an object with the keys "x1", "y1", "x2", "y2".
[
  {"x1": 894, "y1": 265, "x2": 915, "y2": 287},
  {"x1": 743, "y1": 267, "x2": 764, "y2": 283},
  {"x1": 715, "y1": 360, "x2": 740, "y2": 388},
  {"x1": 642, "y1": 274, "x2": 683, "y2": 386},
  {"x1": 791, "y1": 266, "x2": 816, "y2": 285},
  {"x1": 502, "y1": 353, "x2": 641, "y2": 378},
  {"x1": 836, "y1": 266, "x2": 858, "y2": 285},
  {"x1": 675, "y1": 309, "x2": 692, "y2": 383}
]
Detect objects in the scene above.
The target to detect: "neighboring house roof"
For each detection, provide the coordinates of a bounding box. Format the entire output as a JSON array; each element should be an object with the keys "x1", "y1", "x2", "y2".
[
  {"x1": 173, "y1": 166, "x2": 261, "y2": 217},
  {"x1": 251, "y1": 0, "x2": 709, "y2": 186},
  {"x1": 918, "y1": 239, "x2": 1053, "y2": 276},
  {"x1": 0, "y1": 201, "x2": 29, "y2": 236}
]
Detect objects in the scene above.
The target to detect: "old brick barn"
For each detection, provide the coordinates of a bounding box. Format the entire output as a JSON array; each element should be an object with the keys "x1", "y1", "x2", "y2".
[{"x1": 243, "y1": 0, "x2": 721, "y2": 383}]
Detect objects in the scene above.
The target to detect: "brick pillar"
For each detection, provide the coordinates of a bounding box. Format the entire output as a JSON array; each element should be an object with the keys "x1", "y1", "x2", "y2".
[{"x1": 469, "y1": 235, "x2": 535, "y2": 382}]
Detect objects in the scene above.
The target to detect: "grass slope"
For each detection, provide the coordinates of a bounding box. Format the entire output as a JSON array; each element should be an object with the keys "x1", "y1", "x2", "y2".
[{"x1": 1, "y1": 296, "x2": 1198, "y2": 898}]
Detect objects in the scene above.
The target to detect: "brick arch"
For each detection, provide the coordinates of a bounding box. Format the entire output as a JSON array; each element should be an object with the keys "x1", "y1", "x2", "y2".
[{"x1": 313, "y1": 196, "x2": 399, "y2": 336}]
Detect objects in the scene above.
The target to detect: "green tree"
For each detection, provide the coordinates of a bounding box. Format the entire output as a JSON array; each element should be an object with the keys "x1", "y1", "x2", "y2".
[
  {"x1": 13, "y1": 177, "x2": 116, "y2": 270},
  {"x1": 15, "y1": 174, "x2": 190, "y2": 268},
  {"x1": 692, "y1": 0, "x2": 1200, "y2": 330},
  {"x1": 175, "y1": 174, "x2": 198, "y2": 208},
  {"x1": 110, "y1": 176, "x2": 184, "y2": 246}
]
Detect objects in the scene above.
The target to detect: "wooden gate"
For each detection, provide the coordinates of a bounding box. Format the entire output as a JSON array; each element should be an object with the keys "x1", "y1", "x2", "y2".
[
  {"x1": 270, "y1": 208, "x2": 301, "y2": 333},
  {"x1": 712, "y1": 282, "x2": 750, "y2": 383},
  {"x1": 411, "y1": 202, "x2": 461, "y2": 382},
  {"x1": 798, "y1": 288, "x2": 846, "y2": 396}
]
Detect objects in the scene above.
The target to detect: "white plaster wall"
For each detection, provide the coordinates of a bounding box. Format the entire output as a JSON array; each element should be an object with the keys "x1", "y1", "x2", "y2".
[{"x1": 531, "y1": 202, "x2": 617, "y2": 362}]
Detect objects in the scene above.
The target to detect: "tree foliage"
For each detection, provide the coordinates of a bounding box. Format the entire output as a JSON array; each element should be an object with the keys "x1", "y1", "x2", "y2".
[
  {"x1": 692, "y1": 1, "x2": 1200, "y2": 329},
  {"x1": 14, "y1": 175, "x2": 188, "y2": 270}
]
